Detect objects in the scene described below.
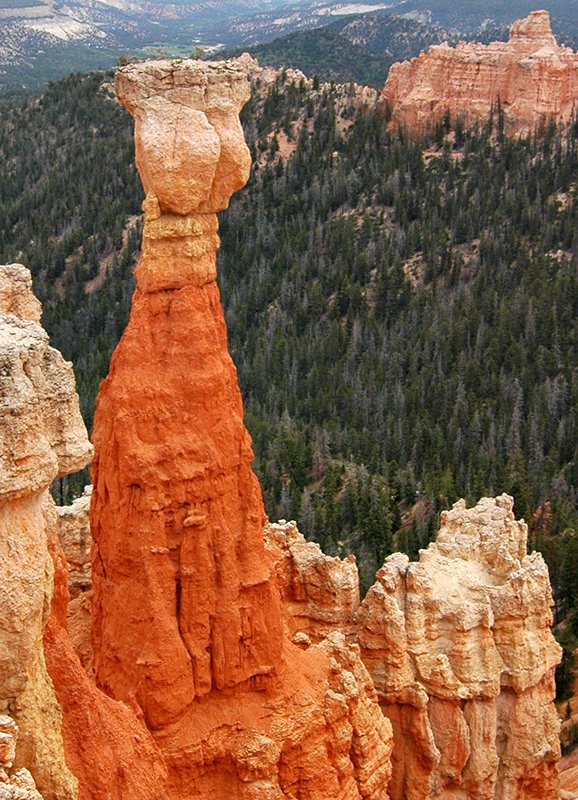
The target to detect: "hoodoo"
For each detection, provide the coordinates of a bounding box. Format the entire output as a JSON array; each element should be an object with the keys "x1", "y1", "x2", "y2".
[
  {"x1": 90, "y1": 59, "x2": 393, "y2": 799},
  {"x1": 91, "y1": 60, "x2": 284, "y2": 725},
  {"x1": 381, "y1": 9, "x2": 578, "y2": 135},
  {"x1": 356, "y1": 495, "x2": 562, "y2": 800}
]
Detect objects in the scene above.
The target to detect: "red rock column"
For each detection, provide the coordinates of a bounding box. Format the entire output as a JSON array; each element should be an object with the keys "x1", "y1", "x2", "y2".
[{"x1": 90, "y1": 61, "x2": 283, "y2": 731}]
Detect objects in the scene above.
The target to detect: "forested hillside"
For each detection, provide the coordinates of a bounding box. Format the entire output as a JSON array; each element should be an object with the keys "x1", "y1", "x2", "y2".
[
  {"x1": 0, "y1": 71, "x2": 577, "y2": 688},
  {"x1": 238, "y1": 14, "x2": 472, "y2": 87},
  {"x1": 235, "y1": 13, "x2": 511, "y2": 88}
]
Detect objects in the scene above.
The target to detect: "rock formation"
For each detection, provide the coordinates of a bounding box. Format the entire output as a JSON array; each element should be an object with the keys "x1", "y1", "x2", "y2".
[
  {"x1": 266, "y1": 520, "x2": 360, "y2": 643},
  {"x1": 0, "y1": 263, "x2": 91, "y2": 799},
  {"x1": 0, "y1": 715, "x2": 44, "y2": 800},
  {"x1": 89, "y1": 58, "x2": 393, "y2": 799},
  {"x1": 381, "y1": 10, "x2": 578, "y2": 135},
  {"x1": 1, "y1": 59, "x2": 566, "y2": 800},
  {"x1": 56, "y1": 487, "x2": 92, "y2": 600},
  {"x1": 55, "y1": 489, "x2": 93, "y2": 671},
  {"x1": 0, "y1": 262, "x2": 168, "y2": 800},
  {"x1": 356, "y1": 495, "x2": 562, "y2": 800}
]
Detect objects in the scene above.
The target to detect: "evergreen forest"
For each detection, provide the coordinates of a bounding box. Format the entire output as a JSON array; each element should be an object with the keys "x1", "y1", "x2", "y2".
[{"x1": 0, "y1": 69, "x2": 577, "y2": 695}]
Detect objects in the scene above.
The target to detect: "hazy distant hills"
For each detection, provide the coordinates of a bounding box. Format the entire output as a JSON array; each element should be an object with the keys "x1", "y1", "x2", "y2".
[
  {"x1": 388, "y1": 0, "x2": 578, "y2": 42},
  {"x1": 0, "y1": 0, "x2": 576, "y2": 95},
  {"x1": 240, "y1": 14, "x2": 479, "y2": 88}
]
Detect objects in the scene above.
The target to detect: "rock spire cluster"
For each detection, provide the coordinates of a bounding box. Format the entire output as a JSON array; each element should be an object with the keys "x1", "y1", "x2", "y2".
[
  {"x1": 356, "y1": 495, "x2": 562, "y2": 799},
  {"x1": 381, "y1": 10, "x2": 578, "y2": 135},
  {"x1": 0, "y1": 44, "x2": 566, "y2": 800}
]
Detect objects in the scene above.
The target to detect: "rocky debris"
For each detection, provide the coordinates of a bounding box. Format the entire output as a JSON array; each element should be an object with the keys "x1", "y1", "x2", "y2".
[
  {"x1": 0, "y1": 716, "x2": 43, "y2": 800},
  {"x1": 356, "y1": 495, "x2": 562, "y2": 799},
  {"x1": 266, "y1": 520, "x2": 360, "y2": 642},
  {"x1": 381, "y1": 10, "x2": 578, "y2": 135}
]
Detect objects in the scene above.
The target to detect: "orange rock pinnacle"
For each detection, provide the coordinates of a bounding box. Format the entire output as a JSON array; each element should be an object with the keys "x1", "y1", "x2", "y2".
[{"x1": 90, "y1": 60, "x2": 284, "y2": 730}]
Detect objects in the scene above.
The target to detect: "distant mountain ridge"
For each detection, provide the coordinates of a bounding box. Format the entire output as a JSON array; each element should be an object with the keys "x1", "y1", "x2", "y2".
[
  {"x1": 239, "y1": 13, "x2": 482, "y2": 87},
  {"x1": 1, "y1": 0, "x2": 577, "y2": 95}
]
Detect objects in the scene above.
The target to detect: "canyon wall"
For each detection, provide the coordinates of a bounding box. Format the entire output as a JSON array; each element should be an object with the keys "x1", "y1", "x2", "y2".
[{"x1": 381, "y1": 10, "x2": 578, "y2": 135}]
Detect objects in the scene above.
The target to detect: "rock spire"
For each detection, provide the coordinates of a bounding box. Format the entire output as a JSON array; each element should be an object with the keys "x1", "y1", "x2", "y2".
[
  {"x1": 356, "y1": 495, "x2": 562, "y2": 799},
  {"x1": 90, "y1": 59, "x2": 284, "y2": 726},
  {"x1": 89, "y1": 58, "x2": 393, "y2": 798}
]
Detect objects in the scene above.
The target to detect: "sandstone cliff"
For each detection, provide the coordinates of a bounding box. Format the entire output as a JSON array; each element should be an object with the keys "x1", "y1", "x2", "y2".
[
  {"x1": 381, "y1": 10, "x2": 578, "y2": 135},
  {"x1": 0, "y1": 263, "x2": 91, "y2": 799},
  {"x1": 89, "y1": 58, "x2": 393, "y2": 799}
]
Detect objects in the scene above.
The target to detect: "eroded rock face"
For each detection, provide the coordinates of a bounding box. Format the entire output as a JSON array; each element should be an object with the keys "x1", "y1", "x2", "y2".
[
  {"x1": 356, "y1": 495, "x2": 562, "y2": 800},
  {"x1": 0, "y1": 715, "x2": 44, "y2": 800},
  {"x1": 0, "y1": 266, "x2": 92, "y2": 799},
  {"x1": 90, "y1": 58, "x2": 393, "y2": 800},
  {"x1": 381, "y1": 10, "x2": 578, "y2": 135},
  {"x1": 0, "y1": 264, "x2": 168, "y2": 800},
  {"x1": 55, "y1": 487, "x2": 92, "y2": 600},
  {"x1": 266, "y1": 520, "x2": 360, "y2": 642}
]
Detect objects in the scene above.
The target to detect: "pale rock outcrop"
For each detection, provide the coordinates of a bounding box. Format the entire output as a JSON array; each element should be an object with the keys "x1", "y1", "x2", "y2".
[
  {"x1": 356, "y1": 495, "x2": 562, "y2": 800},
  {"x1": 0, "y1": 716, "x2": 43, "y2": 800},
  {"x1": 266, "y1": 520, "x2": 360, "y2": 642},
  {"x1": 89, "y1": 58, "x2": 393, "y2": 800},
  {"x1": 0, "y1": 265, "x2": 92, "y2": 799},
  {"x1": 0, "y1": 265, "x2": 41, "y2": 323},
  {"x1": 55, "y1": 488, "x2": 93, "y2": 670},
  {"x1": 382, "y1": 10, "x2": 578, "y2": 135},
  {"x1": 55, "y1": 487, "x2": 92, "y2": 599}
]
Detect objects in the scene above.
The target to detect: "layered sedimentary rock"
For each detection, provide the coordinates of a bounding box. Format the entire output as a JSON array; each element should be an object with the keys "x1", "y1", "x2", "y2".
[
  {"x1": 89, "y1": 58, "x2": 393, "y2": 799},
  {"x1": 356, "y1": 495, "x2": 562, "y2": 800},
  {"x1": 382, "y1": 10, "x2": 578, "y2": 135},
  {"x1": 0, "y1": 263, "x2": 91, "y2": 799}
]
